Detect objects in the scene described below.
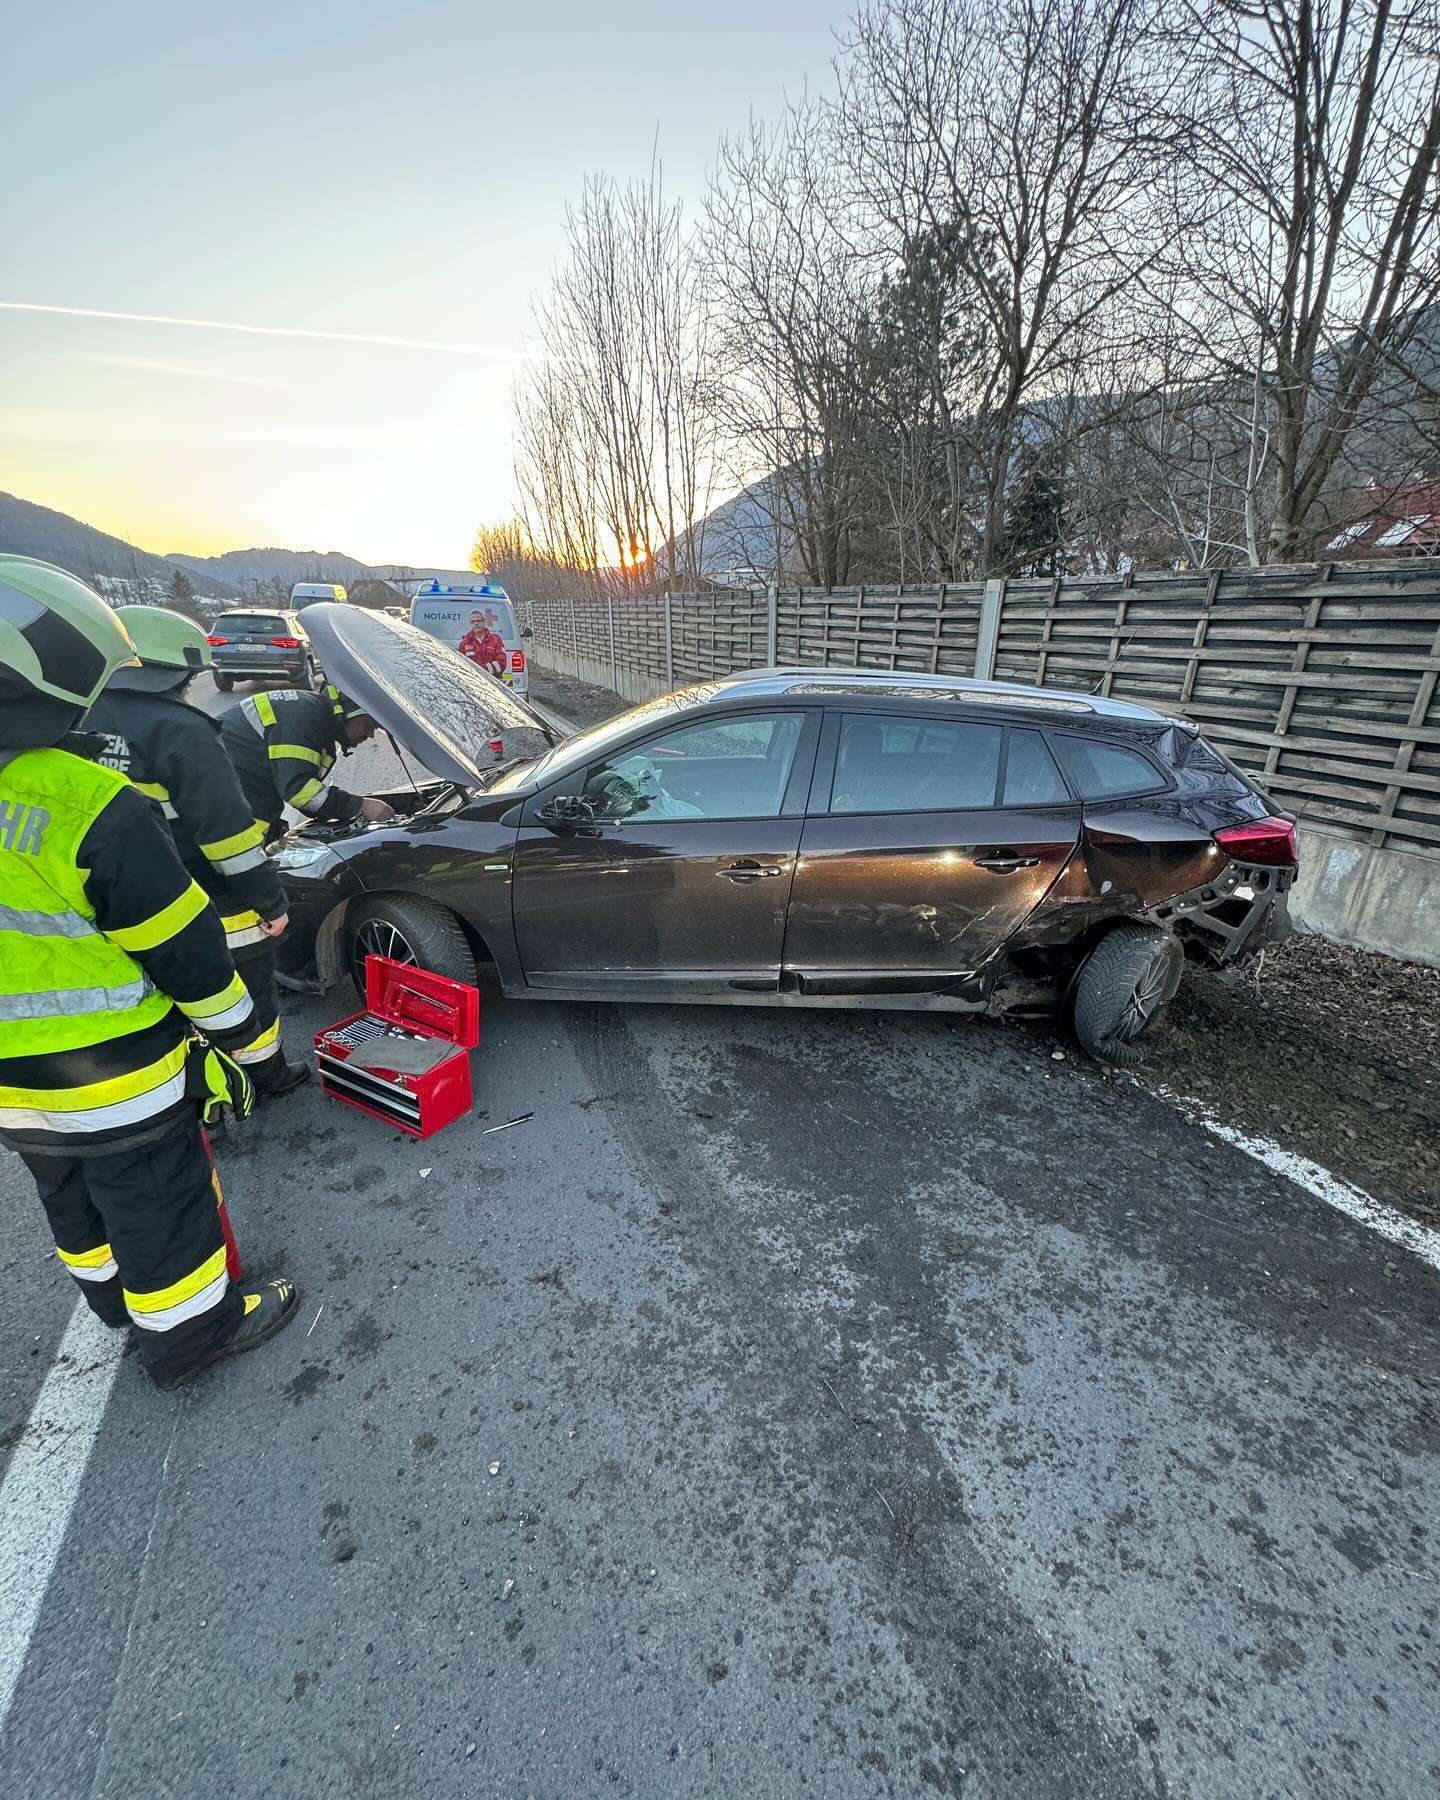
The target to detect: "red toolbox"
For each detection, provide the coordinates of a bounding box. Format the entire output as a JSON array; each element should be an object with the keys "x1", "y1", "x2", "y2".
[{"x1": 314, "y1": 955, "x2": 480, "y2": 1138}]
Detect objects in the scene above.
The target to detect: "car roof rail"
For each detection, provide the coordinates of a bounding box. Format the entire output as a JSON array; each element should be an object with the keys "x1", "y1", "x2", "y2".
[{"x1": 775, "y1": 674, "x2": 1096, "y2": 714}]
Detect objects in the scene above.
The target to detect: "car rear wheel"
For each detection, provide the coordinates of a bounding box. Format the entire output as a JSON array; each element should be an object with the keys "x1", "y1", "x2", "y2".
[
  {"x1": 1071, "y1": 923, "x2": 1183, "y2": 1067},
  {"x1": 345, "y1": 895, "x2": 477, "y2": 999},
  {"x1": 212, "y1": 671, "x2": 233, "y2": 692}
]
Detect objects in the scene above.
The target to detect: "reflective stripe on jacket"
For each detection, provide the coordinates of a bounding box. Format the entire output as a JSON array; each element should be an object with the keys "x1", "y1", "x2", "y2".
[
  {"x1": 219, "y1": 688, "x2": 364, "y2": 840},
  {"x1": 86, "y1": 687, "x2": 287, "y2": 947}
]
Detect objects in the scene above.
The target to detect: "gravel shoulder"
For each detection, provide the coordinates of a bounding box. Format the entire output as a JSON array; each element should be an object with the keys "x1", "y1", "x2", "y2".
[
  {"x1": 1144, "y1": 937, "x2": 1440, "y2": 1228},
  {"x1": 528, "y1": 667, "x2": 1440, "y2": 1230}
]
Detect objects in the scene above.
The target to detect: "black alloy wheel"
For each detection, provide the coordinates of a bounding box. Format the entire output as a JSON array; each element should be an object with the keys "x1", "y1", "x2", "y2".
[
  {"x1": 344, "y1": 895, "x2": 478, "y2": 999},
  {"x1": 350, "y1": 913, "x2": 418, "y2": 993}
]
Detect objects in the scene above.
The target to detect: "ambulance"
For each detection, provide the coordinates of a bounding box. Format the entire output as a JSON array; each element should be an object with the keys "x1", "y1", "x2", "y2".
[{"x1": 406, "y1": 580, "x2": 529, "y2": 698}]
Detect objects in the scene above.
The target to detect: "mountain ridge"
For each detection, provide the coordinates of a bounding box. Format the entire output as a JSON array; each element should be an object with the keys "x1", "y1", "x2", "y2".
[{"x1": 0, "y1": 491, "x2": 473, "y2": 598}]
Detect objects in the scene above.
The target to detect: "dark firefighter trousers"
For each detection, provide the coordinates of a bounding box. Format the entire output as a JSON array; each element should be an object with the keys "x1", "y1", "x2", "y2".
[
  {"x1": 21, "y1": 1111, "x2": 244, "y2": 1384},
  {"x1": 232, "y1": 938, "x2": 288, "y2": 1090}
]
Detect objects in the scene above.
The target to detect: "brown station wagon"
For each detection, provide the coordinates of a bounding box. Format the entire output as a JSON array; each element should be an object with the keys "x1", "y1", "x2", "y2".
[{"x1": 274, "y1": 606, "x2": 1297, "y2": 1063}]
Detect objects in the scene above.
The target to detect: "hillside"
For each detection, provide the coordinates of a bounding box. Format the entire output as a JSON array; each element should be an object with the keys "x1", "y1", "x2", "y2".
[
  {"x1": 0, "y1": 491, "x2": 244, "y2": 597},
  {"x1": 0, "y1": 492, "x2": 477, "y2": 599},
  {"x1": 166, "y1": 545, "x2": 373, "y2": 589}
]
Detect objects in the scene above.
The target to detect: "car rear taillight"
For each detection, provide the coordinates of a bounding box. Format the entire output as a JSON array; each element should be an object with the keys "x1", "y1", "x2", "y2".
[
  {"x1": 487, "y1": 739, "x2": 504, "y2": 756},
  {"x1": 206, "y1": 635, "x2": 228, "y2": 646},
  {"x1": 511, "y1": 650, "x2": 526, "y2": 674},
  {"x1": 271, "y1": 636, "x2": 302, "y2": 649},
  {"x1": 1213, "y1": 817, "x2": 1298, "y2": 867}
]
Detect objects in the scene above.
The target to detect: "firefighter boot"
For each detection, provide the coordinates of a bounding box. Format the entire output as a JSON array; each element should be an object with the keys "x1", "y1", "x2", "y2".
[
  {"x1": 152, "y1": 1279, "x2": 302, "y2": 1390},
  {"x1": 253, "y1": 1056, "x2": 312, "y2": 1099}
]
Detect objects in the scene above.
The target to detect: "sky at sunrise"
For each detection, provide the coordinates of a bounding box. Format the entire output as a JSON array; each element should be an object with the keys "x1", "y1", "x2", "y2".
[{"x1": 2, "y1": 1, "x2": 846, "y2": 567}]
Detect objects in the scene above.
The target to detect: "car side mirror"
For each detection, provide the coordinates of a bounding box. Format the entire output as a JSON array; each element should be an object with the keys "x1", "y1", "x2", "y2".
[
  {"x1": 521, "y1": 626, "x2": 534, "y2": 640},
  {"x1": 537, "y1": 794, "x2": 598, "y2": 834}
]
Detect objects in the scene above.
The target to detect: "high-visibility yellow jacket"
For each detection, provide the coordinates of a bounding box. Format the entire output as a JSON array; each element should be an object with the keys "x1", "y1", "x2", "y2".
[{"x1": 0, "y1": 744, "x2": 255, "y2": 1156}]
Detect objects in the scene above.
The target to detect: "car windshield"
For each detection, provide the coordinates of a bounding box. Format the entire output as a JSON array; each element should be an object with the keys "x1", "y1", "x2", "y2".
[
  {"x1": 217, "y1": 613, "x2": 287, "y2": 634},
  {"x1": 513, "y1": 684, "x2": 726, "y2": 792}
]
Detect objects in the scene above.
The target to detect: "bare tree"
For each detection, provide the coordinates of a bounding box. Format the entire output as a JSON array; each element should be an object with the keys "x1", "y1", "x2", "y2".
[
  {"x1": 512, "y1": 166, "x2": 719, "y2": 593},
  {"x1": 472, "y1": 517, "x2": 595, "y2": 604},
  {"x1": 704, "y1": 102, "x2": 881, "y2": 586},
  {"x1": 504, "y1": 0, "x2": 1439, "y2": 590},
  {"x1": 1171, "y1": 0, "x2": 1440, "y2": 560},
  {"x1": 835, "y1": 0, "x2": 1185, "y2": 575}
]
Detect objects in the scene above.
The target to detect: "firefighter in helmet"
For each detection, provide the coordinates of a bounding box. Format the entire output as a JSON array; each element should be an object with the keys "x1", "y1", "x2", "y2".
[
  {"x1": 219, "y1": 679, "x2": 395, "y2": 843},
  {"x1": 0, "y1": 557, "x2": 299, "y2": 1389},
  {"x1": 87, "y1": 604, "x2": 311, "y2": 1097}
]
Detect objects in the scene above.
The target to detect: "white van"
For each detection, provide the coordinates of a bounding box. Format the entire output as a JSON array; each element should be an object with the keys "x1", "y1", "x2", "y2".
[
  {"x1": 290, "y1": 582, "x2": 348, "y2": 609},
  {"x1": 407, "y1": 581, "x2": 528, "y2": 697}
]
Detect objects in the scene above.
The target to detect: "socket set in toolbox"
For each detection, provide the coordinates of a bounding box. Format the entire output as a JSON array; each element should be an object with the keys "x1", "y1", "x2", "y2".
[
  {"x1": 323, "y1": 1015, "x2": 391, "y2": 1051},
  {"x1": 313, "y1": 956, "x2": 480, "y2": 1139}
]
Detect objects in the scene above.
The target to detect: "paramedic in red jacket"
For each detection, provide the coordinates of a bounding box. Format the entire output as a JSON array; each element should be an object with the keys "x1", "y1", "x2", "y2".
[{"x1": 458, "y1": 609, "x2": 508, "y2": 680}]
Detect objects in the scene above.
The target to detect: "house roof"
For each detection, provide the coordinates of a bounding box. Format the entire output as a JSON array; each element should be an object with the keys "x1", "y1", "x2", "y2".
[{"x1": 1324, "y1": 480, "x2": 1440, "y2": 558}]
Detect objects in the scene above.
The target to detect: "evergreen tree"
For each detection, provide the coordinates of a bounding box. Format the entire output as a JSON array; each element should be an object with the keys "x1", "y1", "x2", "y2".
[
  {"x1": 1002, "y1": 465, "x2": 1065, "y2": 577},
  {"x1": 165, "y1": 567, "x2": 203, "y2": 623}
]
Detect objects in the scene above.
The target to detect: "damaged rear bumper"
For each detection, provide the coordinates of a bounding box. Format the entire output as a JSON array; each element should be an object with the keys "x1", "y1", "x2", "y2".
[{"x1": 1148, "y1": 860, "x2": 1294, "y2": 967}]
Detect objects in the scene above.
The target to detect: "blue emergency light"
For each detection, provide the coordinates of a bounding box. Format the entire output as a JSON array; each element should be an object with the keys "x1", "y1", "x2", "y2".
[{"x1": 417, "y1": 579, "x2": 507, "y2": 599}]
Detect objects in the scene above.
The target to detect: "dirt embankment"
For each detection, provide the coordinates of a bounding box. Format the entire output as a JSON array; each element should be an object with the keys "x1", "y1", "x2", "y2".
[
  {"x1": 528, "y1": 667, "x2": 1439, "y2": 1227},
  {"x1": 529, "y1": 667, "x2": 629, "y2": 732},
  {"x1": 1144, "y1": 937, "x2": 1440, "y2": 1229}
]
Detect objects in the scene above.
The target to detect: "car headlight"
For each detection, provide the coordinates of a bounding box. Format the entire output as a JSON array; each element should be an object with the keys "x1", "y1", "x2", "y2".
[{"x1": 271, "y1": 841, "x2": 342, "y2": 875}]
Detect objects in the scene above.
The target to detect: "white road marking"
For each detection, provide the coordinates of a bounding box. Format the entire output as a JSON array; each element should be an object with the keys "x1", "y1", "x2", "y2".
[
  {"x1": 1156, "y1": 1086, "x2": 1440, "y2": 1275},
  {"x1": 0, "y1": 1304, "x2": 125, "y2": 1732}
]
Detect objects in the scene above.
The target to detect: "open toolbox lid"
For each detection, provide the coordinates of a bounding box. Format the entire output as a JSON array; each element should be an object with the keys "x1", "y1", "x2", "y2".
[{"x1": 363, "y1": 955, "x2": 480, "y2": 1049}]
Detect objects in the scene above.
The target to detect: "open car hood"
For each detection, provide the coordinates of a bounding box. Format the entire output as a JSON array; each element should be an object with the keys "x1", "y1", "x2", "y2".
[{"x1": 300, "y1": 604, "x2": 553, "y2": 788}]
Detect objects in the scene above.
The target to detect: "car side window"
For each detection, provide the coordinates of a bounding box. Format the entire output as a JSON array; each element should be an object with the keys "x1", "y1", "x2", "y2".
[
  {"x1": 582, "y1": 713, "x2": 805, "y2": 822},
  {"x1": 1053, "y1": 734, "x2": 1166, "y2": 799},
  {"x1": 830, "y1": 715, "x2": 1002, "y2": 813},
  {"x1": 1002, "y1": 729, "x2": 1069, "y2": 805}
]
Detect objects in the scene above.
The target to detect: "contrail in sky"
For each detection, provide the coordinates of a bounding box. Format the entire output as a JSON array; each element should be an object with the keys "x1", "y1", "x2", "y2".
[{"x1": 0, "y1": 300, "x2": 529, "y2": 360}]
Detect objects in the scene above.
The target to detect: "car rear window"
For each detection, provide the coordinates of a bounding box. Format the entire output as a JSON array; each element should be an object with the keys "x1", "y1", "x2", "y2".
[
  {"x1": 215, "y1": 613, "x2": 287, "y2": 635},
  {"x1": 1053, "y1": 734, "x2": 1165, "y2": 798},
  {"x1": 831, "y1": 715, "x2": 1002, "y2": 813},
  {"x1": 1002, "y1": 729, "x2": 1069, "y2": 805}
]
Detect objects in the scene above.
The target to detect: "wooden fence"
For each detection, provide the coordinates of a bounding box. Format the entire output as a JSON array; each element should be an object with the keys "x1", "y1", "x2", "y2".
[{"x1": 515, "y1": 558, "x2": 1440, "y2": 859}]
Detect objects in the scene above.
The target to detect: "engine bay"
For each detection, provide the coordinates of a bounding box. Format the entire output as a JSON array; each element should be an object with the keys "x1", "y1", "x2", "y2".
[{"x1": 291, "y1": 779, "x2": 466, "y2": 844}]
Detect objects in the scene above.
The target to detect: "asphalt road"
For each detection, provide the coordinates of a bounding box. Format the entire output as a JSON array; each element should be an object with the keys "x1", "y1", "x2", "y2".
[{"x1": 1, "y1": 675, "x2": 1437, "y2": 1798}]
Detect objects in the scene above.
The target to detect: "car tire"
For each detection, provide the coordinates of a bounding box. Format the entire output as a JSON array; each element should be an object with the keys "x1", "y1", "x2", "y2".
[
  {"x1": 1071, "y1": 923, "x2": 1183, "y2": 1067},
  {"x1": 212, "y1": 671, "x2": 234, "y2": 692},
  {"x1": 345, "y1": 895, "x2": 477, "y2": 999}
]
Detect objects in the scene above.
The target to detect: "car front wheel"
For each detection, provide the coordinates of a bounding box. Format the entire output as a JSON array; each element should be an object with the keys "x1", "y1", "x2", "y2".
[
  {"x1": 1071, "y1": 923, "x2": 1183, "y2": 1067},
  {"x1": 345, "y1": 895, "x2": 477, "y2": 999}
]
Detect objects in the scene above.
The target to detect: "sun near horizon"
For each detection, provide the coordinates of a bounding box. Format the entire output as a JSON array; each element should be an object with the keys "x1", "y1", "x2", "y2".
[{"x1": 2, "y1": 4, "x2": 838, "y2": 570}]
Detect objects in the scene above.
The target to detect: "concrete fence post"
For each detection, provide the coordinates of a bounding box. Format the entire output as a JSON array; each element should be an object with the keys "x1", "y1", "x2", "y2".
[
  {"x1": 607, "y1": 597, "x2": 617, "y2": 694},
  {"x1": 766, "y1": 585, "x2": 779, "y2": 668},
  {"x1": 974, "y1": 577, "x2": 1004, "y2": 681},
  {"x1": 665, "y1": 592, "x2": 674, "y2": 689}
]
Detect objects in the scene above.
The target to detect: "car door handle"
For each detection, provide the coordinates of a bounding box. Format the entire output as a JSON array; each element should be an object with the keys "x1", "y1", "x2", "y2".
[
  {"x1": 718, "y1": 860, "x2": 782, "y2": 881},
  {"x1": 973, "y1": 854, "x2": 1041, "y2": 874}
]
